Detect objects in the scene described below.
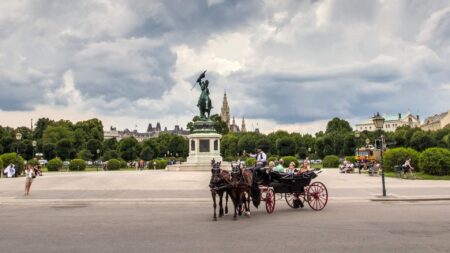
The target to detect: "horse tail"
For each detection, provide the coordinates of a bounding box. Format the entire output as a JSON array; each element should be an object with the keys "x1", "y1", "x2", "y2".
[{"x1": 251, "y1": 184, "x2": 260, "y2": 208}]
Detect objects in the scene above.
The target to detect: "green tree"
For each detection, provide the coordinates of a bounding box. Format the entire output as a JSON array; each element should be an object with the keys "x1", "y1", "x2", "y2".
[
  {"x1": 43, "y1": 143, "x2": 56, "y2": 160},
  {"x1": 77, "y1": 149, "x2": 93, "y2": 161},
  {"x1": 220, "y1": 134, "x2": 239, "y2": 158},
  {"x1": 410, "y1": 131, "x2": 436, "y2": 151},
  {"x1": 140, "y1": 146, "x2": 155, "y2": 161},
  {"x1": 55, "y1": 138, "x2": 74, "y2": 160},
  {"x1": 276, "y1": 137, "x2": 297, "y2": 156},
  {"x1": 118, "y1": 137, "x2": 139, "y2": 161},
  {"x1": 103, "y1": 138, "x2": 118, "y2": 151},
  {"x1": 43, "y1": 125, "x2": 74, "y2": 145},
  {"x1": 87, "y1": 139, "x2": 102, "y2": 160},
  {"x1": 33, "y1": 118, "x2": 54, "y2": 139},
  {"x1": 325, "y1": 118, "x2": 353, "y2": 134}
]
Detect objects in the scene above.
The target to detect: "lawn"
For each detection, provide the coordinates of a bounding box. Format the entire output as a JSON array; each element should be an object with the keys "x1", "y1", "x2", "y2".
[{"x1": 384, "y1": 171, "x2": 450, "y2": 180}]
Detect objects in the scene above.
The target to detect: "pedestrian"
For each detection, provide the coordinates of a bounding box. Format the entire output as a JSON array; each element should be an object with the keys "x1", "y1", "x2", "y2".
[
  {"x1": 4, "y1": 163, "x2": 16, "y2": 178},
  {"x1": 24, "y1": 164, "x2": 35, "y2": 196}
]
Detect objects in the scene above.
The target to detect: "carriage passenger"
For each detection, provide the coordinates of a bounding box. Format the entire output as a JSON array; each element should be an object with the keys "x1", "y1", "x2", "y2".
[
  {"x1": 287, "y1": 162, "x2": 296, "y2": 177},
  {"x1": 275, "y1": 159, "x2": 285, "y2": 173}
]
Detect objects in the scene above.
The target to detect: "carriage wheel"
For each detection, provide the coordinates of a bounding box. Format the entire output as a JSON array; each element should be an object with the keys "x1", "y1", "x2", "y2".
[
  {"x1": 285, "y1": 193, "x2": 305, "y2": 208},
  {"x1": 265, "y1": 189, "x2": 275, "y2": 214},
  {"x1": 306, "y1": 182, "x2": 328, "y2": 211}
]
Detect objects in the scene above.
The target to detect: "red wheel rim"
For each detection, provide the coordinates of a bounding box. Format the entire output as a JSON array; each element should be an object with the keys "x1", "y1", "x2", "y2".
[
  {"x1": 265, "y1": 190, "x2": 276, "y2": 214},
  {"x1": 306, "y1": 182, "x2": 328, "y2": 211}
]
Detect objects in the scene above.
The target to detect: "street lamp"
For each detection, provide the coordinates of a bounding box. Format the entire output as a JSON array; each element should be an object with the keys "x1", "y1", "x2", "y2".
[
  {"x1": 96, "y1": 149, "x2": 100, "y2": 172},
  {"x1": 372, "y1": 112, "x2": 386, "y2": 197},
  {"x1": 15, "y1": 133, "x2": 22, "y2": 177},
  {"x1": 355, "y1": 131, "x2": 361, "y2": 174},
  {"x1": 32, "y1": 140, "x2": 37, "y2": 159}
]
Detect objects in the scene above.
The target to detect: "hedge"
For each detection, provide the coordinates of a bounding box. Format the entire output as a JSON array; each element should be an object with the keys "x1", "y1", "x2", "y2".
[
  {"x1": 382, "y1": 147, "x2": 420, "y2": 172},
  {"x1": 148, "y1": 159, "x2": 168, "y2": 170},
  {"x1": 323, "y1": 155, "x2": 339, "y2": 168},
  {"x1": 119, "y1": 159, "x2": 127, "y2": 168},
  {"x1": 0, "y1": 153, "x2": 25, "y2": 175},
  {"x1": 268, "y1": 155, "x2": 278, "y2": 163},
  {"x1": 280, "y1": 156, "x2": 299, "y2": 168},
  {"x1": 47, "y1": 158, "x2": 63, "y2": 171},
  {"x1": 419, "y1": 148, "x2": 450, "y2": 176},
  {"x1": 246, "y1": 157, "x2": 256, "y2": 167},
  {"x1": 345, "y1": 156, "x2": 356, "y2": 163},
  {"x1": 0, "y1": 158, "x2": 3, "y2": 170},
  {"x1": 107, "y1": 159, "x2": 121, "y2": 170},
  {"x1": 69, "y1": 159, "x2": 86, "y2": 171}
]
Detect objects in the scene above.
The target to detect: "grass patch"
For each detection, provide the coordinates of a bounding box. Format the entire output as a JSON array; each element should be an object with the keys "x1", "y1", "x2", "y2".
[
  {"x1": 384, "y1": 171, "x2": 450, "y2": 180},
  {"x1": 311, "y1": 164, "x2": 323, "y2": 169}
]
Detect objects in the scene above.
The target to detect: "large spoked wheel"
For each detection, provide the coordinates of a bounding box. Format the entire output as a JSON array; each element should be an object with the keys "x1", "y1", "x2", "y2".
[
  {"x1": 306, "y1": 182, "x2": 328, "y2": 211},
  {"x1": 285, "y1": 192, "x2": 305, "y2": 208},
  {"x1": 265, "y1": 189, "x2": 275, "y2": 214}
]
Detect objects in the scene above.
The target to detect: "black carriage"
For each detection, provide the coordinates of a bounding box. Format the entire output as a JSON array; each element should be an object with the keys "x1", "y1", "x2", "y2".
[{"x1": 257, "y1": 169, "x2": 328, "y2": 214}]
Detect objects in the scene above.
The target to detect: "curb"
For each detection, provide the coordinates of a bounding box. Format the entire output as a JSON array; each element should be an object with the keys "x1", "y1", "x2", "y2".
[{"x1": 371, "y1": 197, "x2": 450, "y2": 202}]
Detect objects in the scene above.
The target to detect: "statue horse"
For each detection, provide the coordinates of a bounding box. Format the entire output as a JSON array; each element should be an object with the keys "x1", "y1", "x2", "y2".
[
  {"x1": 230, "y1": 164, "x2": 260, "y2": 219},
  {"x1": 209, "y1": 161, "x2": 230, "y2": 221}
]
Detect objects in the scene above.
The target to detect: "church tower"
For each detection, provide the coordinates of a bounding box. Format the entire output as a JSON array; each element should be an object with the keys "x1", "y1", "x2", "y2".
[
  {"x1": 220, "y1": 91, "x2": 230, "y2": 126},
  {"x1": 241, "y1": 117, "x2": 247, "y2": 132}
]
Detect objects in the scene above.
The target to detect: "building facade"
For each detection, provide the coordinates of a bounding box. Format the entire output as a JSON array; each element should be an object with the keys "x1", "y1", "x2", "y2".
[
  {"x1": 421, "y1": 110, "x2": 450, "y2": 131},
  {"x1": 104, "y1": 123, "x2": 190, "y2": 142},
  {"x1": 355, "y1": 112, "x2": 421, "y2": 132}
]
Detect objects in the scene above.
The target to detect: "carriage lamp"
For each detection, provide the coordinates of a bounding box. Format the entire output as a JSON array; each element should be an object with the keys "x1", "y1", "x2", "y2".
[{"x1": 372, "y1": 112, "x2": 386, "y2": 197}]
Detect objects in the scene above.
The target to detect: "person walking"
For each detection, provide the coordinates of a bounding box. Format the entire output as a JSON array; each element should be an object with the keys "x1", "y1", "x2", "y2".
[{"x1": 24, "y1": 164, "x2": 35, "y2": 196}]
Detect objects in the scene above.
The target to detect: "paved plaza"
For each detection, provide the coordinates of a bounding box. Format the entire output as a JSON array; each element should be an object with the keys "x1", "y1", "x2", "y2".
[
  {"x1": 1, "y1": 169, "x2": 450, "y2": 253},
  {"x1": 1, "y1": 169, "x2": 450, "y2": 205}
]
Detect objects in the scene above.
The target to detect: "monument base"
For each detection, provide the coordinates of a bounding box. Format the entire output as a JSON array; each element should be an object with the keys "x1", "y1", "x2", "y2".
[{"x1": 166, "y1": 161, "x2": 231, "y2": 171}]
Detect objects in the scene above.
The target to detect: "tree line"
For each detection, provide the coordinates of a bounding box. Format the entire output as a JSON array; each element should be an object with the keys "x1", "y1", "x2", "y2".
[{"x1": 0, "y1": 118, "x2": 188, "y2": 162}]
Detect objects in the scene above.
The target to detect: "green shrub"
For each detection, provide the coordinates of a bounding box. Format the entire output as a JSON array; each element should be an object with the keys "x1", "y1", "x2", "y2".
[
  {"x1": 119, "y1": 159, "x2": 127, "y2": 168},
  {"x1": 69, "y1": 159, "x2": 86, "y2": 171},
  {"x1": 345, "y1": 156, "x2": 356, "y2": 163},
  {"x1": 0, "y1": 153, "x2": 25, "y2": 175},
  {"x1": 383, "y1": 147, "x2": 420, "y2": 172},
  {"x1": 419, "y1": 148, "x2": 450, "y2": 176},
  {"x1": 224, "y1": 156, "x2": 234, "y2": 162},
  {"x1": 323, "y1": 155, "x2": 339, "y2": 168},
  {"x1": 107, "y1": 159, "x2": 121, "y2": 170},
  {"x1": 0, "y1": 158, "x2": 3, "y2": 170},
  {"x1": 268, "y1": 155, "x2": 278, "y2": 162},
  {"x1": 47, "y1": 158, "x2": 63, "y2": 171},
  {"x1": 246, "y1": 157, "x2": 256, "y2": 167},
  {"x1": 281, "y1": 156, "x2": 299, "y2": 168},
  {"x1": 27, "y1": 159, "x2": 40, "y2": 167},
  {"x1": 148, "y1": 159, "x2": 168, "y2": 169}
]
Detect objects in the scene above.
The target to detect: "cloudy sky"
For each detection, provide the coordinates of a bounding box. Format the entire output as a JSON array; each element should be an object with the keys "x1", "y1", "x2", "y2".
[{"x1": 1, "y1": 0, "x2": 449, "y2": 134}]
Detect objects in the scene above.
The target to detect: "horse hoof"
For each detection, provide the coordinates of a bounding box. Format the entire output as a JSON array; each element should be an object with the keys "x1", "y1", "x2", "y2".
[{"x1": 245, "y1": 211, "x2": 251, "y2": 216}]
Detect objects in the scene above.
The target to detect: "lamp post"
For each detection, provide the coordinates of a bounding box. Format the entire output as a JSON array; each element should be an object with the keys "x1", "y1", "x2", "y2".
[
  {"x1": 32, "y1": 140, "x2": 37, "y2": 159},
  {"x1": 355, "y1": 131, "x2": 361, "y2": 174},
  {"x1": 96, "y1": 149, "x2": 100, "y2": 172},
  {"x1": 15, "y1": 133, "x2": 22, "y2": 177},
  {"x1": 372, "y1": 112, "x2": 386, "y2": 197}
]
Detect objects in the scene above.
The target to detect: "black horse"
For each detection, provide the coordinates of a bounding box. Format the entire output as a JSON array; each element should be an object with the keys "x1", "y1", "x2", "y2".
[{"x1": 209, "y1": 161, "x2": 230, "y2": 221}]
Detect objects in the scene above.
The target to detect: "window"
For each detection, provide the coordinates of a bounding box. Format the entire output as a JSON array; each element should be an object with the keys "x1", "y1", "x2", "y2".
[
  {"x1": 191, "y1": 140, "x2": 195, "y2": 151},
  {"x1": 214, "y1": 140, "x2": 218, "y2": 151}
]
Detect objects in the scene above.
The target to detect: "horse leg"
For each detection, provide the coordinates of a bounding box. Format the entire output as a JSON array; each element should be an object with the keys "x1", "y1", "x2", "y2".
[
  {"x1": 231, "y1": 190, "x2": 238, "y2": 220},
  {"x1": 211, "y1": 191, "x2": 217, "y2": 221},
  {"x1": 225, "y1": 191, "x2": 229, "y2": 214},
  {"x1": 245, "y1": 190, "x2": 251, "y2": 216},
  {"x1": 219, "y1": 191, "x2": 224, "y2": 217}
]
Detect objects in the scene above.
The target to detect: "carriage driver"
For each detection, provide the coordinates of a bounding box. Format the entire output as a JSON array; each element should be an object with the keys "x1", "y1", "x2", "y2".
[{"x1": 248, "y1": 147, "x2": 267, "y2": 176}]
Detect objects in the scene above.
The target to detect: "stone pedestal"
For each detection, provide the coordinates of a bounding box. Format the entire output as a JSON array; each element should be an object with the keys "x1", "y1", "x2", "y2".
[
  {"x1": 167, "y1": 119, "x2": 223, "y2": 171},
  {"x1": 186, "y1": 132, "x2": 222, "y2": 164}
]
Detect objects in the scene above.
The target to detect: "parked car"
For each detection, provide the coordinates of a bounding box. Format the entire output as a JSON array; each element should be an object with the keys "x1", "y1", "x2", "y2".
[
  {"x1": 87, "y1": 161, "x2": 93, "y2": 166},
  {"x1": 38, "y1": 159, "x2": 48, "y2": 166},
  {"x1": 315, "y1": 159, "x2": 323, "y2": 164},
  {"x1": 63, "y1": 161, "x2": 70, "y2": 166}
]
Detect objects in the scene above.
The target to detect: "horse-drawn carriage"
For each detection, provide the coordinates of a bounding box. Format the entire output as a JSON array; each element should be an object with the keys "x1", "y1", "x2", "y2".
[{"x1": 209, "y1": 161, "x2": 328, "y2": 220}]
